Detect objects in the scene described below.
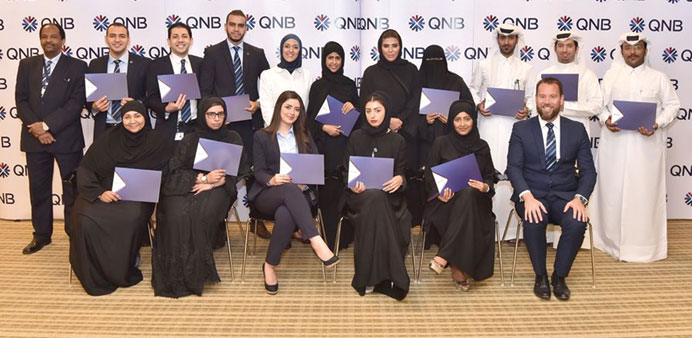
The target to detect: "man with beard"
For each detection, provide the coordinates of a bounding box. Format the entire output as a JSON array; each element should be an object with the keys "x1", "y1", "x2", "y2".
[
  {"x1": 15, "y1": 23, "x2": 87, "y2": 254},
  {"x1": 590, "y1": 33, "x2": 679, "y2": 263},
  {"x1": 506, "y1": 77, "x2": 596, "y2": 301}
]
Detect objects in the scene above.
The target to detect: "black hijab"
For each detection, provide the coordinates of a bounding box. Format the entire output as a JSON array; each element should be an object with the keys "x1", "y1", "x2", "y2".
[
  {"x1": 447, "y1": 100, "x2": 486, "y2": 154},
  {"x1": 196, "y1": 96, "x2": 228, "y2": 141},
  {"x1": 376, "y1": 29, "x2": 408, "y2": 71},
  {"x1": 360, "y1": 92, "x2": 392, "y2": 137},
  {"x1": 278, "y1": 34, "x2": 302, "y2": 74},
  {"x1": 419, "y1": 45, "x2": 457, "y2": 89},
  {"x1": 81, "y1": 100, "x2": 169, "y2": 178}
]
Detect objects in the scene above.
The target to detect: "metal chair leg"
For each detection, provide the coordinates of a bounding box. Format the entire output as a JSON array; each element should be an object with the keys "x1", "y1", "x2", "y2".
[
  {"x1": 333, "y1": 217, "x2": 343, "y2": 283},
  {"x1": 241, "y1": 218, "x2": 252, "y2": 282},
  {"x1": 68, "y1": 264, "x2": 73, "y2": 285},
  {"x1": 147, "y1": 218, "x2": 155, "y2": 247},
  {"x1": 225, "y1": 217, "x2": 234, "y2": 281},
  {"x1": 589, "y1": 221, "x2": 596, "y2": 288},
  {"x1": 416, "y1": 227, "x2": 426, "y2": 284},
  {"x1": 315, "y1": 209, "x2": 327, "y2": 283},
  {"x1": 409, "y1": 229, "x2": 416, "y2": 279},
  {"x1": 510, "y1": 218, "x2": 523, "y2": 287},
  {"x1": 232, "y1": 206, "x2": 245, "y2": 237},
  {"x1": 495, "y1": 220, "x2": 505, "y2": 286},
  {"x1": 251, "y1": 219, "x2": 258, "y2": 257},
  {"x1": 501, "y1": 208, "x2": 515, "y2": 242}
]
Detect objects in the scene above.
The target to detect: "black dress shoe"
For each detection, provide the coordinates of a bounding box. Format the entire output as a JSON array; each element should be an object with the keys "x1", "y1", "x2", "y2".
[
  {"x1": 321, "y1": 255, "x2": 340, "y2": 268},
  {"x1": 262, "y1": 263, "x2": 279, "y2": 295},
  {"x1": 533, "y1": 275, "x2": 551, "y2": 300},
  {"x1": 22, "y1": 238, "x2": 51, "y2": 255},
  {"x1": 551, "y1": 273, "x2": 571, "y2": 301}
]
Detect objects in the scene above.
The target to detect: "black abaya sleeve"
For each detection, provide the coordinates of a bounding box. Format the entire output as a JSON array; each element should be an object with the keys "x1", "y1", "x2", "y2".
[
  {"x1": 476, "y1": 143, "x2": 497, "y2": 198},
  {"x1": 76, "y1": 166, "x2": 107, "y2": 203},
  {"x1": 392, "y1": 133, "x2": 408, "y2": 179},
  {"x1": 358, "y1": 67, "x2": 376, "y2": 113},
  {"x1": 222, "y1": 132, "x2": 248, "y2": 198},
  {"x1": 161, "y1": 135, "x2": 197, "y2": 196},
  {"x1": 423, "y1": 138, "x2": 444, "y2": 200}
]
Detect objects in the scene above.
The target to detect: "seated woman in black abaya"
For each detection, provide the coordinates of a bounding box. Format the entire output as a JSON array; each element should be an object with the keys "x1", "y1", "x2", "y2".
[
  {"x1": 423, "y1": 100, "x2": 497, "y2": 291},
  {"x1": 343, "y1": 92, "x2": 412, "y2": 301},
  {"x1": 152, "y1": 96, "x2": 249, "y2": 298},
  {"x1": 70, "y1": 101, "x2": 170, "y2": 296}
]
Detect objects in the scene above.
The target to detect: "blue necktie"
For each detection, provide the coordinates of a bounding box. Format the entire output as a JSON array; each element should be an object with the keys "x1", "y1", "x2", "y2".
[
  {"x1": 233, "y1": 46, "x2": 244, "y2": 95},
  {"x1": 111, "y1": 59, "x2": 122, "y2": 122},
  {"x1": 41, "y1": 60, "x2": 52, "y2": 97},
  {"x1": 180, "y1": 59, "x2": 192, "y2": 123},
  {"x1": 545, "y1": 122, "x2": 557, "y2": 172}
]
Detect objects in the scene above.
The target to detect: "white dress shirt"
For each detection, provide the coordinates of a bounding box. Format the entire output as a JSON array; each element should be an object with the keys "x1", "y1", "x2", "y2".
[
  {"x1": 259, "y1": 66, "x2": 312, "y2": 127},
  {"x1": 168, "y1": 53, "x2": 197, "y2": 122}
]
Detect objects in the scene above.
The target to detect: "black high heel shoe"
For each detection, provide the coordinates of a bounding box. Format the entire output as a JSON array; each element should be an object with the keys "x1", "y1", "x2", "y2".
[
  {"x1": 321, "y1": 255, "x2": 340, "y2": 268},
  {"x1": 262, "y1": 263, "x2": 279, "y2": 295}
]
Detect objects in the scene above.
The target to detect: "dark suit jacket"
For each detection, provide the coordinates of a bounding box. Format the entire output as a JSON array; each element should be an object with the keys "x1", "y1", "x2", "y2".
[
  {"x1": 15, "y1": 54, "x2": 87, "y2": 153},
  {"x1": 506, "y1": 116, "x2": 596, "y2": 203},
  {"x1": 145, "y1": 54, "x2": 202, "y2": 140},
  {"x1": 247, "y1": 129, "x2": 318, "y2": 201},
  {"x1": 199, "y1": 40, "x2": 270, "y2": 130},
  {"x1": 87, "y1": 53, "x2": 150, "y2": 138}
]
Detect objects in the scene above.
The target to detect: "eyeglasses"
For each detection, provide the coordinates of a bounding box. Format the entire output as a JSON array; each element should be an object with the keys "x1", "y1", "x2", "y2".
[
  {"x1": 205, "y1": 112, "x2": 224, "y2": 119},
  {"x1": 623, "y1": 45, "x2": 645, "y2": 51}
]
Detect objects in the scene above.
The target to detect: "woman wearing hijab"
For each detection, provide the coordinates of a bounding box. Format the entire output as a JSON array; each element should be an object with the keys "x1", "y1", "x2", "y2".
[
  {"x1": 423, "y1": 100, "x2": 496, "y2": 291},
  {"x1": 259, "y1": 33, "x2": 313, "y2": 128},
  {"x1": 151, "y1": 97, "x2": 249, "y2": 298},
  {"x1": 69, "y1": 101, "x2": 170, "y2": 296},
  {"x1": 343, "y1": 92, "x2": 411, "y2": 301},
  {"x1": 306, "y1": 41, "x2": 359, "y2": 250},
  {"x1": 359, "y1": 29, "x2": 423, "y2": 228},
  {"x1": 249, "y1": 90, "x2": 339, "y2": 295}
]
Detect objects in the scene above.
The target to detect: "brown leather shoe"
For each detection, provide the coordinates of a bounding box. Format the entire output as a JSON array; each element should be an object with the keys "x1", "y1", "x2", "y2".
[{"x1": 251, "y1": 221, "x2": 271, "y2": 239}]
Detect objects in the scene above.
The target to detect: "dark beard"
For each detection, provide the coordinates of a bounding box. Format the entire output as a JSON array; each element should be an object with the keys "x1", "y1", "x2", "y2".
[{"x1": 537, "y1": 105, "x2": 559, "y2": 121}]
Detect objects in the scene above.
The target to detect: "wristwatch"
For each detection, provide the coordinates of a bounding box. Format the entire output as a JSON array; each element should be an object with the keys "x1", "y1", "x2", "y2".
[
  {"x1": 201, "y1": 175, "x2": 208, "y2": 183},
  {"x1": 42, "y1": 122, "x2": 49, "y2": 131},
  {"x1": 575, "y1": 194, "x2": 588, "y2": 206}
]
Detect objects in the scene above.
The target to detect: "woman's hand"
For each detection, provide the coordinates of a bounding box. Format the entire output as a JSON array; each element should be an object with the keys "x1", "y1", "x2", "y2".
[
  {"x1": 99, "y1": 190, "x2": 121, "y2": 203},
  {"x1": 382, "y1": 175, "x2": 404, "y2": 193},
  {"x1": 205, "y1": 169, "x2": 226, "y2": 184},
  {"x1": 468, "y1": 179, "x2": 489, "y2": 193},
  {"x1": 269, "y1": 174, "x2": 291, "y2": 186},
  {"x1": 437, "y1": 187, "x2": 454, "y2": 203},
  {"x1": 350, "y1": 181, "x2": 366, "y2": 194},
  {"x1": 390, "y1": 117, "x2": 403, "y2": 132},
  {"x1": 322, "y1": 124, "x2": 343, "y2": 137},
  {"x1": 437, "y1": 114, "x2": 448, "y2": 124},
  {"x1": 342, "y1": 102, "x2": 355, "y2": 114},
  {"x1": 426, "y1": 114, "x2": 437, "y2": 125}
]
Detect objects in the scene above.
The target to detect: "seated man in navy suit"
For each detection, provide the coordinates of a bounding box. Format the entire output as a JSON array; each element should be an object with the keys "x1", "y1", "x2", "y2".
[{"x1": 506, "y1": 77, "x2": 596, "y2": 300}]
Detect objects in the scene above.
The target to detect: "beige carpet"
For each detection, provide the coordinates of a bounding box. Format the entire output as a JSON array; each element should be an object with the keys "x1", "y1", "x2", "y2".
[{"x1": 1, "y1": 219, "x2": 691, "y2": 337}]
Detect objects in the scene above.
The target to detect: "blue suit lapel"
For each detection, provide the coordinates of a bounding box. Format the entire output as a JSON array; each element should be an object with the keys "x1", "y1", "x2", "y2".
[
  {"x1": 530, "y1": 117, "x2": 546, "y2": 169},
  {"x1": 45, "y1": 55, "x2": 68, "y2": 96}
]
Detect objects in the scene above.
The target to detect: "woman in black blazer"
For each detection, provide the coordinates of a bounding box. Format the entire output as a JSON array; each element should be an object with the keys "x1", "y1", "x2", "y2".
[{"x1": 248, "y1": 90, "x2": 339, "y2": 295}]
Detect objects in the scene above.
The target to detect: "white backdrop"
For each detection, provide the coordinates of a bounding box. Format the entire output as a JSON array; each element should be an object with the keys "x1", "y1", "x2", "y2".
[{"x1": 0, "y1": 0, "x2": 690, "y2": 221}]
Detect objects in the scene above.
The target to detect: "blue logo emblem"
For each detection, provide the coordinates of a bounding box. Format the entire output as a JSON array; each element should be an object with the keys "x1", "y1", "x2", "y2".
[
  {"x1": 662, "y1": 47, "x2": 678, "y2": 63},
  {"x1": 685, "y1": 192, "x2": 692, "y2": 206},
  {"x1": 166, "y1": 15, "x2": 181, "y2": 28},
  {"x1": 61, "y1": 46, "x2": 73, "y2": 57},
  {"x1": 557, "y1": 16, "x2": 573, "y2": 31},
  {"x1": 0, "y1": 49, "x2": 3, "y2": 60},
  {"x1": 591, "y1": 46, "x2": 607, "y2": 63},
  {"x1": 0, "y1": 106, "x2": 6, "y2": 120},
  {"x1": 520, "y1": 46, "x2": 534, "y2": 62},
  {"x1": 409, "y1": 15, "x2": 425, "y2": 31},
  {"x1": 246, "y1": 15, "x2": 256, "y2": 31},
  {"x1": 314, "y1": 14, "x2": 330, "y2": 31},
  {"x1": 483, "y1": 15, "x2": 499, "y2": 32},
  {"x1": 350, "y1": 45, "x2": 361, "y2": 61},
  {"x1": 0, "y1": 163, "x2": 9, "y2": 178},
  {"x1": 22, "y1": 16, "x2": 38, "y2": 32},
  {"x1": 668, "y1": 0, "x2": 680, "y2": 3},
  {"x1": 93, "y1": 15, "x2": 110, "y2": 32},
  {"x1": 130, "y1": 45, "x2": 145, "y2": 57},
  {"x1": 370, "y1": 47, "x2": 379, "y2": 61},
  {"x1": 630, "y1": 17, "x2": 645, "y2": 33},
  {"x1": 445, "y1": 45, "x2": 461, "y2": 62}
]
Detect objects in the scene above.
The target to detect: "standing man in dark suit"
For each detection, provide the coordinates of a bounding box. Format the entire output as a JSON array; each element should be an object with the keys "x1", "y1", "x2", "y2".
[
  {"x1": 15, "y1": 23, "x2": 87, "y2": 254},
  {"x1": 506, "y1": 77, "x2": 596, "y2": 300},
  {"x1": 146, "y1": 22, "x2": 202, "y2": 147},
  {"x1": 87, "y1": 23, "x2": 150, "y2": 140}
]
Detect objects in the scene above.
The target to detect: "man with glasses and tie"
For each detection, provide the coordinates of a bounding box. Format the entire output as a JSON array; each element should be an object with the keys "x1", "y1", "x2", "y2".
[
  {"x1": 146, "y1": 22, "x2": 202, "y2": 147},
  {"x1": 506, "y1": 77, "x2": 596, "y2": 301},
  {"x1": 87, "y1": 23, "x2": 150, "y2": 140},
  {"x1": 15, "y1": 23, "x2": 87, "y2": 254}
]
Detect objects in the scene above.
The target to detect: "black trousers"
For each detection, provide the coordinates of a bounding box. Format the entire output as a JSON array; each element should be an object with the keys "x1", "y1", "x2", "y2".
[
  {"x1": 515, "y1": 194, "x2": 586, "y2": 278},
  {"x1": 254, "y1": 184, "x2": 318, "y2": 266},
  {"x1": 26, "y1": 150, "x2": 82, "y2": 241}
]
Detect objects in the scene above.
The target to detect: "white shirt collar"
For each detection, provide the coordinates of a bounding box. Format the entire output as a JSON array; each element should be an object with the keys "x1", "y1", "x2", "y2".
[
  {"x1": 169, "y1": 52, "x2": 190, "y2": 66},
  {"x1": 108, "y1": 52, "x2": 129, "y2": 66},
  {"x1": 44, "y1": 52, "x2": 61, "y2": 64},
  {"x1": 539, "y1": 115, "x2": 561, "y2": 130}
]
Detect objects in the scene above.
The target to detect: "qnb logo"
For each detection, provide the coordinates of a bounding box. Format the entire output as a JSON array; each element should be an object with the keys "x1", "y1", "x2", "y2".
[
  {"x1": 670, "y1": 165, "x2": 692, "y2": 177},
  {"x1": 557, "y1": 16, "x2": 573, "y2": 31},
  {"x1": 350, "y1": 45, "x2": 361, "y2": 61},
  {"x1": 22, "y1": 16, "x2": 38, "y2": 32},
  {"x1": 445, "y1": 45, "x2": 461, "y2": 62},
  {"x1": 0, "y1": 163, "x2": 9, "y2": 178},
  {"x1": 685, "y1": 192, "x2": 692, "y2": 206},
  {"x1": 165, "y1": 15, "x2": 181, "y2": 28},
  {"x1": 409, "y1": 15, "x2": 425, "y2": 32},
  {"x1": 257, "y1": 16, "x2": 295, "y2": 29},
  {"x1": 0, "y1": 106, "x2": 6, "y2": 120},
  {"x1": 663, "y1": 47, "x2": 678, "y2": 63},
  {"x1": 61, "y1": 46, "x2": 73, "y2": 57},
  {"x1": 591, "y1": 46, "x2": 607, "y2": 63},
  {"x1": 314, "y1": 14, "x2": 330, "y2": 31},
  {"x1": 130, "y1": 45, "x2": 145, "y2": 57},
  {"x1": 483, "y1": 15, "x2": 499, "y2": 31},
  {"x1": 245, "y1": 15, "x2": 256, "y2": 31},
  {"x1": 93, "y1": 15, "x2": 110, "y2": 32},
  {"x1": 370, "y1": 47, "x2": 379, "y2": 61},
  {"x1": 520, "y1": 46, "x2": 534, "y2": 62},
  {"x1": 630, "y1": 17, "x2": 646, "y2": 33}
]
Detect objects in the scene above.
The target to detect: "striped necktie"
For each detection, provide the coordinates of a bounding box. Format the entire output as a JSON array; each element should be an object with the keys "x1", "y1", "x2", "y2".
[
  {"x1": 545, "y1": 122, "x2": 557, "y2": 172},
  {"x1": 40, "y1": 60, "x2": 52, "y2": 97},
  {"x1": 233, "y1": 46, "x2": 244, "y2": 95},
  {"x1": 111, "y1": 59, "x2": 122, "y2": 122},
  {"x1": 179, "y1": 59, "x2": 192, "y2": 123}
]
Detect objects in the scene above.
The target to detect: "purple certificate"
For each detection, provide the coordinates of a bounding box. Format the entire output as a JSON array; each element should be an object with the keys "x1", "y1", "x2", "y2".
[
  {"x1": 314, "y1": 95, "x2": 360, "y2": 137},
  {"x1": 419, "y1": 87, "x2": 459, "y2": 116},
  {"x1": 542, "y1": 73, "x2": 579, "y2": 101},
  {"x1": 347, "y1": 156, "x2": 394, "y2": 189},
  {"x1": 279, "y1": 153, "x2": 325, "y2": 185},
  {"x1": 157, "y1": 73, "x2": 201, "y2": 102},
  {"x1": 85, "y1": 73, "x2": 128, "y2": 101},
  {"x1": 193, "y1": 138, "x2": 243, "y2": 176},
  {"x1": 430, "y1": 154, "x2": 483, "y2": 195},
  {"x1": 485, "y1": 87, "x2": 525, "y2": 117},
  {"x1": 112, "y1": 167, "x2": 162, "y2": 203},
  {"x1": 612, "y1": 100, "x2": 657, "y2": 131},
  {"x1": 222, "y1": 94, "x2": 252, "y2": 123}
]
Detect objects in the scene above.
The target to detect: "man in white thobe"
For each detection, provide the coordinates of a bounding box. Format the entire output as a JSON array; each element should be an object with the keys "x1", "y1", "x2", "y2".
[
  {"x1": 591, "y1": 33, "x2": 679, "y2": 262},
  {"x1": 469, "y1": 23, "x2": 535, "y2": 240}
]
